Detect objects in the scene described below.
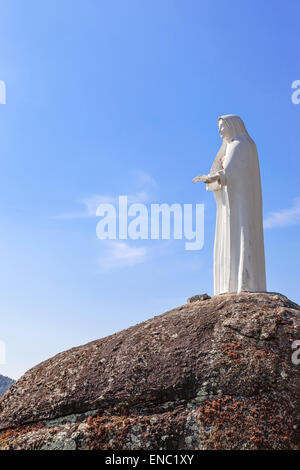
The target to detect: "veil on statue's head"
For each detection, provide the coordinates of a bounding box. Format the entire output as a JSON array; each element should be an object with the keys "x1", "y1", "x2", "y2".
[
  {"x1": 210, "y1": 114, "x2": 254, "y2": 175},
  {"x1": 218, "y1": 114, "x2": 254, "y2": 143}
]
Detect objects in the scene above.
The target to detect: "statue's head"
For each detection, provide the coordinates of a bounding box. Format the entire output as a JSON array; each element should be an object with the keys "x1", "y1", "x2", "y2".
[
  {"x1": 218, "y1": 115, "x2": 252, "y2": 143},
  {"x1": 218, "y1": 118, "x2": 232, "y2": 141}
]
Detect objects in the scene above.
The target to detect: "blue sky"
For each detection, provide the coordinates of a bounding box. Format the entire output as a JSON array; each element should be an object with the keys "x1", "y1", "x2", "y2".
[{"x1": 0, "y1": 0, "x2": 299, "y2": 379}]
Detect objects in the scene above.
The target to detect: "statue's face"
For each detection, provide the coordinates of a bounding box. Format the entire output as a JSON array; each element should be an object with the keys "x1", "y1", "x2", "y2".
[{"x1": 218, "y1": 119, "x2": 231, "y2": 140}]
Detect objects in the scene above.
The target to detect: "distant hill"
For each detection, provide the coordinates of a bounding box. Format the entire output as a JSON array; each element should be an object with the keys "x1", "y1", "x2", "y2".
[{"x1": 0, "y1": 375, "x2": 14, "y2": 397}]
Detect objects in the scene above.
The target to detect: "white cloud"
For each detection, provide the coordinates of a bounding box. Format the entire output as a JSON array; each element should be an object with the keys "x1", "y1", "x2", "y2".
[
  {"x1": 264, "y1": 198, "x2": 300, "y2": 229},
  {"x1": 133, "y1": 170, "x2": 156, "y2": 187},
  {"x1": 53, "y1": 210, "x2": 91, "y2": 220},
  {"x1": 54, "y1": 170, "x2": 156, "y2": 220},
  {"x1": 83, "y1": 194, "x2": 117, "y2": 216},
  {"x1": 54, "y1": 192, "x2": 151, "y2": 219},
  {"x1": 98, "y1": 241, "x2": 148, "y2": 271},
  {"x1": 126, "y1": 192, "x2": 152, "y2": 204}
]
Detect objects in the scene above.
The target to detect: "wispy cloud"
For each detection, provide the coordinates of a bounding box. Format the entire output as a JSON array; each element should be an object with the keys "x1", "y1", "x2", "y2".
[
  {"x1": 83, "y1": 195, "x2": 117, "y2": 216},
  {"x1": 54, "y1": 170, "x2": 156, "y2": 220},
  {"x1": 54, "y1": 192, "x2": 151, "y2": 220},
  {"x1": 264, "y1": 198, "x2": 300, "y2": 229},
  {"x1": 98, "y1": 241, "x2": 148, "y2": 271},
  {"x1": 132, "y1": 170, "x2": 156, "y2": 187}
]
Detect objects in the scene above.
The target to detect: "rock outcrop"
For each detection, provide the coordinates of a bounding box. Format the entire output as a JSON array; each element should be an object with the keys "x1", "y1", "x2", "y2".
[
  {"x1": 0, "y1": 376, "x2": 14, "y2": 398},
  {"x1": 0, "y1": 292, "x2": 299, "y2": 450}
]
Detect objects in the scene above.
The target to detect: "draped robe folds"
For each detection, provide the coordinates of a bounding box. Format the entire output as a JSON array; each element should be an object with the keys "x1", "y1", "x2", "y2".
[{"x1": 206, "y1": 115, "x2": 266, "y2": 295}]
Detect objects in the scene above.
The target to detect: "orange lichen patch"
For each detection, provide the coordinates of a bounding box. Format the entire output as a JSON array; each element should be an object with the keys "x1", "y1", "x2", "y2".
[
  {"x1": 221, "y1": 341, "x2": 277, "y2": 364},
  {"x1": 274, "y1": 311, "x2": 291, "y2": 326},
  {"x1": 0, "y1": 422, "x2": 45, "y2": 450},
  {"x1": 221, "y1": 341, "x2": 242, "y2": 360},
  {"x1": 85, "y1": 407, "x2": 187, "y2": 450},
  {"x1": 197, "y1": 396, "x2": 294, "y2": 450},
  {"x1": 86, "y1": 414, "x2": 155, "y2": 450},
  {"x1": 0, "y1": 422, "x2": 44, "y2": 440}
]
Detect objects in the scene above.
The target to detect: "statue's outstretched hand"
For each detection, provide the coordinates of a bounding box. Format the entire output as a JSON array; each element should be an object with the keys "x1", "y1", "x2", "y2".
[{"x1": 192, "y1": 174, "x2": 209, "y2": 183}]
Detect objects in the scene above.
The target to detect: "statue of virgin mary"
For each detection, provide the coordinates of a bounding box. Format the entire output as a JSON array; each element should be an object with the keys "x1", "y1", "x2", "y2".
[{"x1": 193, "y1": 114, "x2": 266, "y2": 295}]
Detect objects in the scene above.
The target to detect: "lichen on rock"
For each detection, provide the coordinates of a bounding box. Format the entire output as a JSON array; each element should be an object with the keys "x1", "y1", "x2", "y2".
[{"x1": 0, "y1": 292, "x2": 299, "y2": 450}]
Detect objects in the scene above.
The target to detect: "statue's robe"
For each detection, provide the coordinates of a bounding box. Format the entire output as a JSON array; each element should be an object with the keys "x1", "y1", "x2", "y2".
[{"x1": 207, "y1": 115, "x2": 266, "y2": 295}]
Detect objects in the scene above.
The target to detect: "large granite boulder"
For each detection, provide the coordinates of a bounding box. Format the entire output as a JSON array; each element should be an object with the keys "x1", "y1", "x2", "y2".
[{"x1": 0, "y1": 292, "x2": 299, "y2": 450}]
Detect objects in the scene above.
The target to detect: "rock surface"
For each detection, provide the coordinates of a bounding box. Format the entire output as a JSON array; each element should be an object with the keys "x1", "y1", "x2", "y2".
[
  {"x1": 187, "y1": 293, "x2": 211, "y2": 303},
  {"x1": 0, "y1": 376, "x2": 14, "y2": 397},
  {"x1": 0, "y1": 292, "x2": 300, "y2": 450}
]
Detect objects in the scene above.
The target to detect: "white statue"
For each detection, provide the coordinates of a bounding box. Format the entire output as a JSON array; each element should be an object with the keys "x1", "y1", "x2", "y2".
[{"x1": 193, "y1": 114, "x2": 266, "y2": 295}]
